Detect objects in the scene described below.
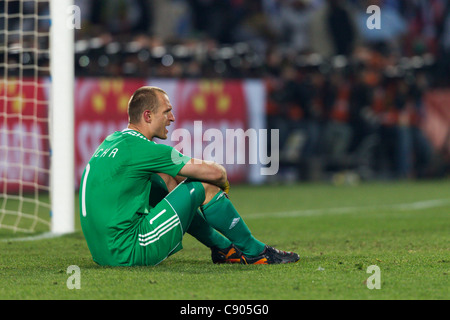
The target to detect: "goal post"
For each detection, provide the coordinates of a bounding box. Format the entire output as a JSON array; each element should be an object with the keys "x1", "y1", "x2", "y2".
[
  {"x1": 49, "y1": 0, "x2": 74, "y2": 234},
  {"x1": 0, "y1": 0, "x2": 75, "y2": 235}
]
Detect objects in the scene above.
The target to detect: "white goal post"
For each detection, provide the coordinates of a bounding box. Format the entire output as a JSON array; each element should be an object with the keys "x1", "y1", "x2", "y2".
[
  {"x1": 0, "y1": 0, "x2": 74, "y2": 235},
  {"x1": 49, "y1": 0, "x2": 74, "y2": 234}
]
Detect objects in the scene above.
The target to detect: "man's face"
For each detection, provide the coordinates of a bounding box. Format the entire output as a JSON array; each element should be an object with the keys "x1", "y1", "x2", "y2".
[{"x1": 150, "y1": 93, "x2": 175, "y2": 140}]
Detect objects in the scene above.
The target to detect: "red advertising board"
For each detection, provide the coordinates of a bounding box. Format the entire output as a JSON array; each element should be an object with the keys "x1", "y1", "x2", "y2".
[{"x1": 0, "y1": 78, "x2": 50, "y2": 193}]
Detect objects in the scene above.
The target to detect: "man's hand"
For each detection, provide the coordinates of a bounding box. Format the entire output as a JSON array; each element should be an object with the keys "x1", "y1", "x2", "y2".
[{"x1": 223, "y1": 180, "x2": 230, "y2": 194}]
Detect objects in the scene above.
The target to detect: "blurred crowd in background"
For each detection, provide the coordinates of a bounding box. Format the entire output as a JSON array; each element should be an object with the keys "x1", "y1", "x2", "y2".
[{"x1": 2, "y1": 0, "x2": 450, "y2": 181}]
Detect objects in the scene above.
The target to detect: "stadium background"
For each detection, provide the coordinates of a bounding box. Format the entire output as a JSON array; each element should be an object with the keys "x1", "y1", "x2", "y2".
[{"x1": 3, "y1": 0, "x2": 450, "y2": 188}]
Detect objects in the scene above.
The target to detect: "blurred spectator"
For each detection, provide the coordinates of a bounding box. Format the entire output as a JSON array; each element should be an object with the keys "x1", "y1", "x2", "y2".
[
  {"x1": 89, "y1": 0, "x2": 151, "y2": 35},
  {"x1": 266, "y1": 64, "x2": 321, "y2": 170},
  {"x1": 402, "y1": 0, "x2": 446, "y2": 56},
  {"x1": 356, "y1": 0, "x2": 407, "y2": 56},
  {"x1": 348, "y1": 65, "x2": 378, "y2": 153},
  {"x1": 436, "y1": 1, "x2": 450, "y2": 86},
  {"x1": 408, "y1": 71, "x2": 434, "y2": 178},
  {"x1": 310, "y1": 0, "x2": 359, "y2": 58},
  {"x1": 375, "y1": 73, "x2": 433, "y2": 179},
  {"x1": 151, "y1": 0, "x2": 192, "y2": 41},
  {"x1": 233, "y1": 0, "x2": 277, "y2": 54},
  {"x1": 188, "y1": 0, "x2": 243, "y2": 43},
  {"x1": 440, "y1": 3, "x2": 450, "y2": 54},
  {"x1": 274, "y1": 0, "x2": 316, "y2": 54},
  {"x1": 316, "y1": 70, "x2": 353, "y2": 165}
]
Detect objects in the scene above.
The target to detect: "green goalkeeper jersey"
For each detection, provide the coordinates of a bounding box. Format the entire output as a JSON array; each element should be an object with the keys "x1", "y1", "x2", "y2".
[{"x1": 79, "y1": 128, "x2": 191, "y2": 265}]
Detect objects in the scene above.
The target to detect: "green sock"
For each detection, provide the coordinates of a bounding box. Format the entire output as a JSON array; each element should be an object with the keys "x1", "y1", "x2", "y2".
[
  {"x1": 201, "y1": 191, "x2": 265, "y2": 257},
  {"x1": 187, "y1": 208, "x2": 232, "y2": 249}
]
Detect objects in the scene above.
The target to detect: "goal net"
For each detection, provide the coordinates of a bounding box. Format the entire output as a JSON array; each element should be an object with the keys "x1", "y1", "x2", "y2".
[{"x1": 0, "y1": 0, "x2": 74, "y2": 235}]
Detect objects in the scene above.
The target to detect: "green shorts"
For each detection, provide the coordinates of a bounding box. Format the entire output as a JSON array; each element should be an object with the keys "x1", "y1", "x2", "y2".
[{"x1": 131, "y1": 176, "x2": 205, "y2": 266}]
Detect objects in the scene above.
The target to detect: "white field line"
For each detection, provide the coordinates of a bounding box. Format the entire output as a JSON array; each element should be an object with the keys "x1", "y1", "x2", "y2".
[
  {"x1": 0, "y1": 232, "x2": 70, "y2": 243},
  {"x1": 244, "y1": 198, "x2": 450, "y2": 220}
]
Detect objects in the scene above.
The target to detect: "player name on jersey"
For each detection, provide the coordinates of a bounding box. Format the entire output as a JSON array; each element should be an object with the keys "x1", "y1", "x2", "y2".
[{"x1": 94, "y1": 148, "x2": 119, "y2": 158}]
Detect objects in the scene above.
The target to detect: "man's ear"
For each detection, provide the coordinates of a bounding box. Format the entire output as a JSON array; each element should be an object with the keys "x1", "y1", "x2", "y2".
[{"x1": 143, "y1": 110, "x2": 152, "y2": 123}]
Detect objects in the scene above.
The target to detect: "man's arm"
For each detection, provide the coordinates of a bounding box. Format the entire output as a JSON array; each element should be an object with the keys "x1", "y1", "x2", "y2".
[{"x1": 178, "y1": 158, "x2": 228, "y2": 191}]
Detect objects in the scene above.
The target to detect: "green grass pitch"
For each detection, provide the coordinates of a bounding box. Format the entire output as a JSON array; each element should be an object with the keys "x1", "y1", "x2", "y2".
[{"x1": 0, "y1": 180, "x2": 449, "y2": 300}]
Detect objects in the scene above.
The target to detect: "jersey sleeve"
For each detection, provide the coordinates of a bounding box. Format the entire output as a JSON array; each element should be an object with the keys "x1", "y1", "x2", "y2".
[{"x1": 131, "y1": 140, "x2": 191, "y2": 177}]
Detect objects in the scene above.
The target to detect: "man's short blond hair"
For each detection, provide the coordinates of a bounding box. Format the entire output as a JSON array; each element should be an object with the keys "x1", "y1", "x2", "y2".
[{"x1": 127, "y1": 86, "x2": 167, "y2": 124}]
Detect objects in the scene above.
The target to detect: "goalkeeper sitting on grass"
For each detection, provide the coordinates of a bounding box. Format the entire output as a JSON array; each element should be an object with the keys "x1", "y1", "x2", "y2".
[{"x1": 79, "y1": 86, "x2": 299, "y2": 266}]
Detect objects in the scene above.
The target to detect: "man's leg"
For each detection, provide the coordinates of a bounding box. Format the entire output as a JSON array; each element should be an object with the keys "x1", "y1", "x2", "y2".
[
  {"x1": 200, "y1": 182, "x2": 300, "y2": 264},
  {"x1": 188, "y1": 209, "x2": 232, "y2": 249},
  {"x1": 199, "y1": 182, "x2": 265, "y2": 257},
  {"x1": 152, "y1": 174, "x2": 231, "y2": 250},
  {"x1": 157, "y1": 178, "x2": 263, "y2": 260},
  {"x1": 149, "y1": 177, "x2": 261, "y2": 259}
]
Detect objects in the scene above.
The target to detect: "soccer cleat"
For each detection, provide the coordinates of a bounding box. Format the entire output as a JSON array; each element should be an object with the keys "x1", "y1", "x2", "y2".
[
  {"x1": 211, "y1": 244, "x2": 242, "y2": 264},
  {"x1": 240, "y1": 245, "x2": 300, "y2": 265}
]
